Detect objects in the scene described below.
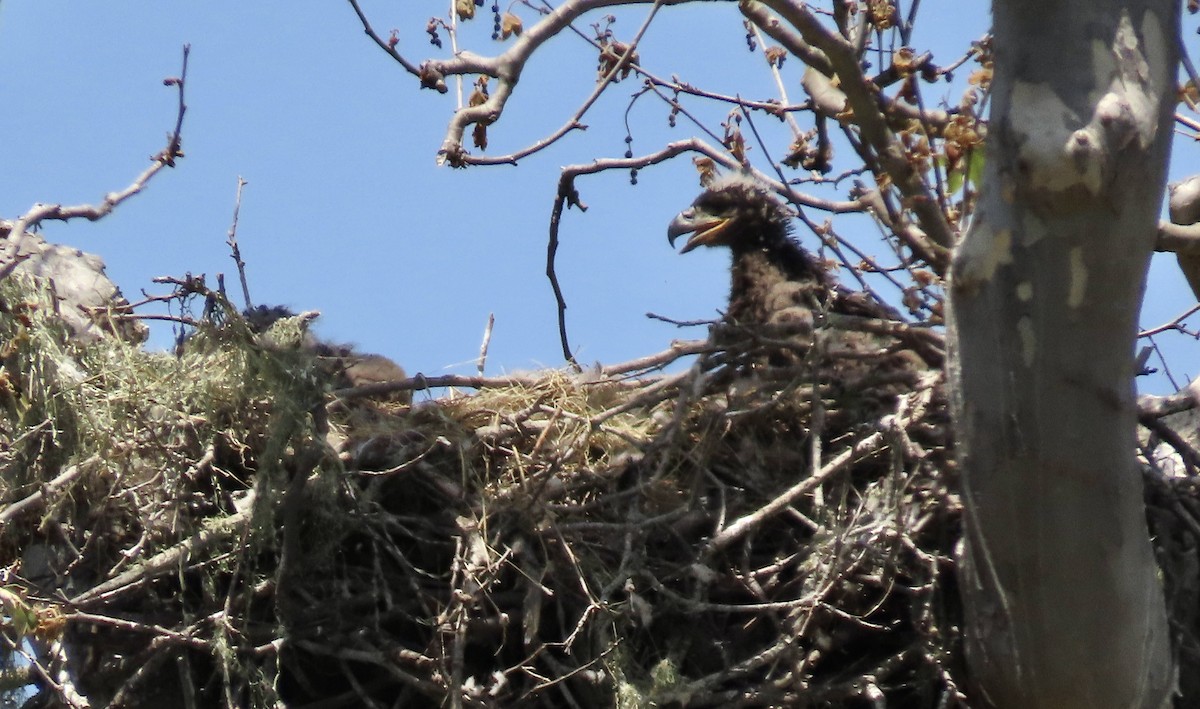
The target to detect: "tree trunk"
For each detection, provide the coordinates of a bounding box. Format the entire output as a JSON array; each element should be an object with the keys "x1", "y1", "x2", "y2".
[{"x1": 948, "y1": 1, "x2": 1178, "y2": 706}]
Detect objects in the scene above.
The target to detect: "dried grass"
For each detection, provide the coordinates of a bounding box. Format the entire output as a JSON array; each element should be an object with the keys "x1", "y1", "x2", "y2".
[{"x1": 12, "y1": 271, "x2": 1195, "y2": 707}]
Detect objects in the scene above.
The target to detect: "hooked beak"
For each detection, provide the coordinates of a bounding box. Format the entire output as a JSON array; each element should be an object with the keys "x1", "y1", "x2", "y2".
[{"x1": 667, "y1": 208, "x2": 731, "y2": 254}]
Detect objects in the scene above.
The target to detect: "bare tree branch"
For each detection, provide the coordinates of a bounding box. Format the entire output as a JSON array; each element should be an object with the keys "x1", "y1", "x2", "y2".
[
  {"x1": 441, "y1": 0, "x2": 672, "y2": 166},
  {"x1": 1, "y1": 44, "x2": 191, "y2": 266},
  {"x1": 747, "y1": 1, "x2": 953, "y2": 267},
  {"x1": 0, "y1": 457, "x2": 98, "y2": 528},
  {"x1": 226, "y1": 176, "x2": 252, "y2": 310},
  {"x1": 346, "y1": 0, "x2": 423, "y2": 76}
]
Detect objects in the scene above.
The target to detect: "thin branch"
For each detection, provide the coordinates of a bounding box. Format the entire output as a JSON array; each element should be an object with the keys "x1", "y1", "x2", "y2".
[
  {"x1": 8, "y1": 634, "x2": 89, "y2": 709},
  {"x1": 706, "y1": 371, "x2": 940, "y2": 553},
  {"x1": 477, "y1": 312, "x2": 495, "y2": 376},
  {"x1": 444, "y1": 0, "x2": 668, "y2": 166},
  {"x1": 600, "y1": 338, "x2": 711, "y2": 376},
  {"x1": 745, "y1": 23, "x2": 805, "y2": 141},
  {"x1": 335, "y1": 372, "x2": 577, "y2": 400},
  {"x1": 1180, "y1": 29, "x2": 1200, "y2": 111},
  {"x1": 707, "y1": 428, "x2": 886, "y2": 553},
  {"x1": 548, "y1": 137, "x2": 732, "y2": 365},
  {"x1": 644, "y1": 73, "x2": 814, "y2": 115},
  {"x1": 739, "y1": 0, "x2": 951, "y2": 128},
  {"x1": 68, "y1": 612, "x2": 212, "y2": 652},
  {"x1": 2, "y1": 44, "x2": 191, "y2": 268},
  {"x1": 1139, "y1": 302, "x2": 1200, "y2": 338},
  {"x1": 226, "y1": 177, "x2": 251, "y2": 310},
  {"x1": 747, "y1": 1, "x2": 953, "y2": 267},
  {"x1": 547, "y1": 182, "x2": 581, "y2": 368},
  {"x1": 547, "y1": 123, "x2": 924, "y2": 366},
  {"x1": 345, "y1": 0, "x2": 423, "y2": 76},
  {"x1": 360, "y1": 0, "x2": 692, "y2": 166},
  {"x1": 334, "y1": 335, "x2": 723, "y2": 400},
  {"x1": 1177, "y1": 112, "x2": 1200, "y2": 134}
]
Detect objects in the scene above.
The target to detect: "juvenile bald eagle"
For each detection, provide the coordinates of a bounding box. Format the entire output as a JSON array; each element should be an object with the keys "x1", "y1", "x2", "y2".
[
  {"x1": 667, "y1": 173, "x2": 936, "y2": 383},
  {"x1": 668, "y1": 174, "x2": 894, "y2": 332}
]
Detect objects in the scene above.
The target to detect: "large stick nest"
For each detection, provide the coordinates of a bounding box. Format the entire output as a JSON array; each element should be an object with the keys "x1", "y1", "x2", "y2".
[{"x1": 4, "y1": 272, "x2": 1193, "y2": 708}]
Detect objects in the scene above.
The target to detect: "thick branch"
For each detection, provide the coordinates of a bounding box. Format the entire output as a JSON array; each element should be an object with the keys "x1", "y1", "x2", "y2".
[
  {"x1": 1139, "y1": 378, "x2": 1200, "y2": 420},
  {"x1": 0, "y1": 457, "x2": 96, "y2": 528},
  {"x1": 414, "y1": 0, "x2": 687, "y2": 165},
  {"x1": 1155, "y1": 220, "x2": 1200, "y2": 254},
  {"x1": 70, "y1": 491, "x2": 255, "y2": 606},
  {"x1": 747, "y1": 0, "x2": 954, "y2": 267}
]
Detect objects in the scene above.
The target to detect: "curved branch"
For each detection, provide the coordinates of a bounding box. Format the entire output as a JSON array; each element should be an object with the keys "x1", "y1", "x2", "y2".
[
  {"x1": 426, "y1": 0, "x2": 684, "y2": 165},
  {"x1": 745, "y1": 0, "x2": 954, "y2": 268},
  {"x1": 1, "y1": 45, "x2": 191, "y2": 288},
  {"x1": 548, "y1": 137, "x2": 730, "y2": 363},
  {"x1": 345, "y1": 0, "x2": 422, "y2": 76},
  {"x1": 740, "y1": 1, "x2": 952, "y2": 129}
]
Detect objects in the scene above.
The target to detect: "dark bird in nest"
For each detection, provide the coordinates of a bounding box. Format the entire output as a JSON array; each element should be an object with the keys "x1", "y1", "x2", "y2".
[
  {"x1": 243, "y1": 305, "x2": 411, "y2": 404},
  {"x1": 667, "y1": 173, "x2": 930, "y2": 372},
  {"x1": 668, "y1": 173, "x2": 891, "y2": 333}
]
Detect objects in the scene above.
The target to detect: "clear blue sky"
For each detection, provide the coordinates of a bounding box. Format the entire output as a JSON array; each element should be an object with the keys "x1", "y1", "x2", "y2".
[{"x1": 0, "y1": 2, "x2": 1195, "y2": 395}]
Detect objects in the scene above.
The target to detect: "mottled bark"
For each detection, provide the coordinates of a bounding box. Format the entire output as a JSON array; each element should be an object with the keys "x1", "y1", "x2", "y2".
[{"x1": 948, "y1": 1, "x2": 1178, "y2": 706}]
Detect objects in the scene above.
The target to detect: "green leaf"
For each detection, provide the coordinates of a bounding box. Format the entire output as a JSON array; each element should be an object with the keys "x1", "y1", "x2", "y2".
[
  {"x1": 941, "y1": 149, "x2": 986, "y2": 195},
  {"x1": 965, "y1": 148, "x2": 985, "y2": 189}
]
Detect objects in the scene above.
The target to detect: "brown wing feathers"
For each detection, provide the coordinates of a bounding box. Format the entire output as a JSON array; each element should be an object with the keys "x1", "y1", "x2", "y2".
[{"x1": 666, "y1": 174, "x2": 927, "y2": 372}]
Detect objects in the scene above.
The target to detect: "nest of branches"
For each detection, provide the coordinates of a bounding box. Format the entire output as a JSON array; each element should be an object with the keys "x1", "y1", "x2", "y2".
[{"x1": 0, "y1": 272, "x2": 965, "y2": 708}]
